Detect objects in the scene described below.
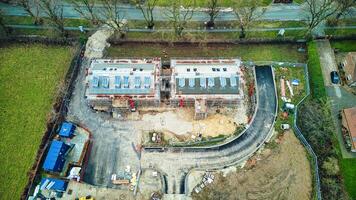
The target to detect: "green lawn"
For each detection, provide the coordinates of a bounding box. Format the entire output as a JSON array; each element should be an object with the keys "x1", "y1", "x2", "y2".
[
  {"x1": 340, "y1": 159, "x2": 356, "y2": 199},
  {"x1": 325, "y1": 28, "x2": 356, "y2": 37},
  {"x1": 274, "y1": 66, "x2": 306, "y2": 133},
  {"x1": 330, "y1": 40, "x2": 356, "y2": 52},
  {"x1": 108, "y1": 43, "x2": 306, "y2": 62},
  {"x1": 307, "y1": 41, "x2": 326, "y2": 98},
  {"x1": 293, "y1": 0, "x2": 305, "y2": 4},
  {"x1": 0, "y1": 44, "x2": 74, "y2": 199},
  {"x1": 3, "y1": 16, "x2": 91, "y2": 27}
]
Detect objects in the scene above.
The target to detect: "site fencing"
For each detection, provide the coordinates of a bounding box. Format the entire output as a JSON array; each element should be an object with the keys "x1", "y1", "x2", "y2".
[
  {"x1": 274, "y1": 63, "x2": 322, "y2": 200},
  {"x1": 22, "y1": 44, "x2": 85, "y2": 200},
  {"x1": 259, "y1": 62, "x2": 321, "y2": 200}
]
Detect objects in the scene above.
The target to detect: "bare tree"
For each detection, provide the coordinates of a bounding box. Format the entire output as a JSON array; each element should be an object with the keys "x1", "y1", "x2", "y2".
[
  {"x1": 16, "y1": 0, "x2": 42, "y2": 24},
  {"x1": 133, "y1": 0, "x2": 157, "y2": 29},
  {"x1": 98, "y1": 0, "x2": 127, "y2": 36},
  {"x1": 164, "y1": 0, "x2": 195, "y2": 37},
  {"x1": 206, "y1": 0, "x2": 220, "y2": 28},
  {"x1": 39, "y1": 0, "x2": 66, "y2": 36},
  {"x1": 69, "y1": 0, "x2": 98, "y2": 25},
  {"x1": 304, "y1": 0, "x2": 341, "y2": 34},
  {"x1": 233, "y1": 0, "x2": 266, "y2": 38},
  {"x1": 335, "y1": 0, "x2": 356, "y2": 19}
]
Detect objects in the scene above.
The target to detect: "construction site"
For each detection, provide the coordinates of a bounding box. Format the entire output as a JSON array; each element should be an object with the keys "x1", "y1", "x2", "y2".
[{"x1": 26, "y1": 29, "x2": 312, "y2": 200}]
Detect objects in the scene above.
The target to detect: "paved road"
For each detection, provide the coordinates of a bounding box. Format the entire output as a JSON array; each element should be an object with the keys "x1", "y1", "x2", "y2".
[
  {"x1": 67, "y1": 59, "x2": 142, "y2": 188},
  {"x1": 0, "y1": 2, "x2": 308, "y2": 21},
  {"x1": 141, "y1": 66, "x2": 277, "y2": 194}
]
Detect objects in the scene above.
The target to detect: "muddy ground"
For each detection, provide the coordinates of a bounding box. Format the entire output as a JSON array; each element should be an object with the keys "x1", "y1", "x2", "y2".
[{"x1": 191, "y1": 131, "x2": 312, "y2": 200}]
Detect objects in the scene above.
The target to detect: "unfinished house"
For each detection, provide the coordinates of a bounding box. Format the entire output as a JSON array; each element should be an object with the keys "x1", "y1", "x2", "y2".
[
  {"x1": 170, "y1": 59, "x2": 243, "y2": 119},
  {"x1": 341, "y1": 107, "x2": 356, "y2": 152},
  {"x1": 342, "y1": 52, "x2": 356, "y2": 87},
  {"x1": 85, "y1": 58, "x2": 161, "y2": 112}
]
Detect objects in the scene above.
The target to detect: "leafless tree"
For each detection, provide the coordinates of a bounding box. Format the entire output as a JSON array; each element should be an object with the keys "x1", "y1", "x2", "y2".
[
  {"x1": 164, "y1": 0, "x2": 195, "y2": 37},
  {"x1": 206, "y1": 0, "x2": 220, "y2": 28},
  {"x1": 39, "y1": 0, "x2": 66, "y2": 36},
  {"x1": 16, "y1": 0, "x2": 42, "y2": 24},
  {"x1": 133, "y1": 0, "x2": 157, "y2": 29},
  {"x1": 304, "y1": 0, "x2": 341, "y2": 34},
  {"x1": 335, "y1": 0, "x2": 356, "y2": 19},
  {"x1": 98, "y1": 0, "x2": 127, "y2": 36},
  {"x1": 69, "y1": 0, "x2": 98, "y2": 25},
  {"x1": 233, "y1": 0, "x2": 266, "y2": 38}
]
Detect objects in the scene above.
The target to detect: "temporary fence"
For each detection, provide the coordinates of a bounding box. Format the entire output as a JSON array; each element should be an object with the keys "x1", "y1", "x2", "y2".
[
  {"x1": 292, "y1": 64, "x2": 322, "y2": 200},
  {"x1": 269, "y1": 62, "x2": 321, "y2": 200}
]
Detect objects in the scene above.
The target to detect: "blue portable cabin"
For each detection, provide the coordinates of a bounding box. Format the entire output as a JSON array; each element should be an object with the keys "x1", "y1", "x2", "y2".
[
  {"x1": 42, "y1": 141, "x2": 70, "y2": 172},
  {"x1": 40, "y1": 177, "x2": 68, "y2": 192},
  {"x1": 58, "y1": 122, "x2": 75, "y2": 138}
]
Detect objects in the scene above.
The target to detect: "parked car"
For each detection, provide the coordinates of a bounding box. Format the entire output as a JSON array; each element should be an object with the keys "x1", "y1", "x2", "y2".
[{"x1": 330, "y1": 71, "x2": 340, "y2": 84}]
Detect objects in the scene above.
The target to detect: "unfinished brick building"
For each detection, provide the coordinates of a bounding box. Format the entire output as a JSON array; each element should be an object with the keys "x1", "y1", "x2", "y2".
[
  {"x1": 85, "y1": 58, "x2": 161, "y2": 112},
  {"x1": 169, "y1": 59, "x2": 244, "y2": 119}
]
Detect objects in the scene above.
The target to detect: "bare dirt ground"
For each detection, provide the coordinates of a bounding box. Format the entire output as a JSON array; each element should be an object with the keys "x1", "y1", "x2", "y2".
[
  {"x1": 136, "y1": 169, "x2": 164, "y2": 200},
  {"x1": 191, "y1": 131, "x2": 312, "y2": 200},
  {"x1": 138, "y1": 106, "x2": 247, "y2": 139},
  {"x1": 61, "y1": 181, "x2": 134, "y2": 200}
]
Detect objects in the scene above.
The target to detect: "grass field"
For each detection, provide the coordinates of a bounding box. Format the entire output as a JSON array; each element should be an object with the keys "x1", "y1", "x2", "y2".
[
  {"x1": 108, "y1": 43, "x2": 306, "y2": 63},
  {"x1": 306, "y1": 41, "x2": 326, "y2": 98},
  {"x1": 330, "y1": 40, "x2": 356, "y2": 52},
  {"x1": 274, "y1": 66, "x2": 306, "y2": 133},
  {"x1": 0, "y1": 44, "x2": 74, "y2": 199},
  {"x1": 325, "y1": 28, "x2": 356, "y2": 37}
]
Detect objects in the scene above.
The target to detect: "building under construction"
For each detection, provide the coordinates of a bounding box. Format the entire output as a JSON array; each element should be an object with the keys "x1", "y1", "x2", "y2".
[
  {"x1": 86, "y1": 58, "x2": 244, "y2": 119},
  {"x1": 85, "y1": 58, "x2": 161, "y2": 112},
  {"x1": 169, "y1": 59, "x2": 243, "y2": 119}
]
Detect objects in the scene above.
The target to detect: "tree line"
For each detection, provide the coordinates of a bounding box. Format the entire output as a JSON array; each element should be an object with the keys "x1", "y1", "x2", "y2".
[{"x1": 0, "y1": 0, "x2": 355, "y2": 38}]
